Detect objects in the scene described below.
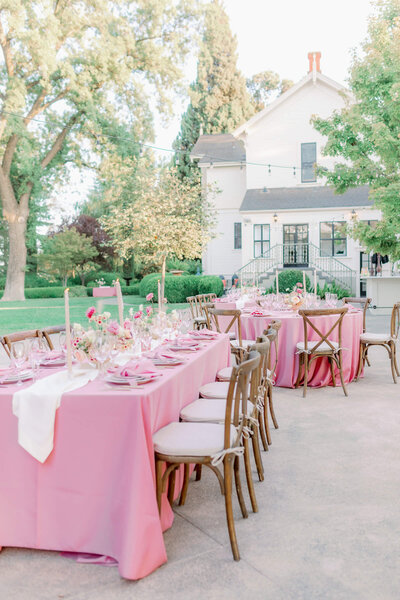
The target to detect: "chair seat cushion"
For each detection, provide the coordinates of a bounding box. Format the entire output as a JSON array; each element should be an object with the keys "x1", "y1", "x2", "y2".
[
  {"x1": 360, "y1": 332, "x2": 392, "y2": 344},
  {"x1": 180, "y1": 398, "x2": 228, "y2": 423},
  {"x1": 194, "y1": 316, "x2": 206, "y2": 323},
  {"x1": 153, "y1": 421, "x2": 236, "y2": 456},
  {"x1": 217, "y1": 366, "x2": 233, "y2": 381},
  {"x1": 199, "y1": 381, "x2": 230, "y2": 399},
  {"x1": 231, "y1": 339, "x2": 255, "y2": 348},
  {"x1": 296, "y1": 340, "x2": 339, "y2": 354}
]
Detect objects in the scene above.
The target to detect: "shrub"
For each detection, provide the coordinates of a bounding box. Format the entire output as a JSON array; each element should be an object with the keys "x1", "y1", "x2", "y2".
[
  {"x1": 317, "y1": 282, "x2": 350, "y2": 299},
  {"x1": 139, "y1": 272, "x2": 162, "y2": 297},
  {"x1": 197, "y1": 275, "x2": 224, "y2": 297},
  {"x1": 24, "y1": 286, "x2": 65, "y2": 298},
  {"x1": 274, "y1": 269, "x2": 311, "y2": 293},
  {"x1": 25, "y1": 273, "x2": 60, "y2": 288},
  {"x1": 68, "y1": 285, "x2": 88, "y2": 297},
  {"x1": 140, "y1": 274, "x2": 198, "y2": 303}
]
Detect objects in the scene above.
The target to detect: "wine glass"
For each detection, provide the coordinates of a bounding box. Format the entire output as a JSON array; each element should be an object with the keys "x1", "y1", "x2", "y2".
[
  {"x1": 91, "y1": 331, "x2": 111, "y2": 380},
  {"x1": 12, "y1": 341, "x2": 27, "y2": 386},
  {"x1": 59, "y1": 331, "x2": 67, "y2": 358},
  {"x1": 29, "y1": 338, "x2": 46, "y2": 381}
]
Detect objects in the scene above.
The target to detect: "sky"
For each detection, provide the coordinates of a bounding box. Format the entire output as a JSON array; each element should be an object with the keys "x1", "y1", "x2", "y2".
[{"x1": 154, "y1": 0, "x2": 375, "y2": 153}]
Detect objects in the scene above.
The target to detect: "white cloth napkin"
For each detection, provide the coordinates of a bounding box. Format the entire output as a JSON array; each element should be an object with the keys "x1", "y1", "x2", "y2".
[{"x1": 12, "y1": 365, "x2": 99, "y2": 463}]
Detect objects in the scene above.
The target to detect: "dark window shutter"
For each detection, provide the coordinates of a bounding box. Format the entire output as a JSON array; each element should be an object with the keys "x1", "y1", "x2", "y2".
[
  {"x1": 234, "y1": 222, "x2": 242, "y2": 249},
  {"x1": 301, "y1": 143, "x2": 317, "y2": 182}
]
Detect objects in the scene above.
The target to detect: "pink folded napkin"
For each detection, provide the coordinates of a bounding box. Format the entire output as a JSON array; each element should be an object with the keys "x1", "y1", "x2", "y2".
[
  {"x1": 251, "y1": 310, "x2": 265, "y2": 317},
  {"x1": 119, "y1": 358, "x2": 156, "y2": 377},
  {"x1": 43, "y1": 350, "x2": 64, "y2": 362},
  {"x1": 0, "y1": 368, "x2": 12, "y2": 384},
  {"x1": 153, "y1": 348, "x2": 178, "y2": 360},
  {"x1": 176, "y1": 337, "x2": 199, "y2": 346},
  {"x1": 190, "y1": 329, "x2": 218, "y2": 337}
]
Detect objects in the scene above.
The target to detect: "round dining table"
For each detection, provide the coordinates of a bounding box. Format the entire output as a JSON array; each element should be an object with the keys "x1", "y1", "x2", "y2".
[{"x1": 213, "y1": 300, "x2": 363, "y2": 388}]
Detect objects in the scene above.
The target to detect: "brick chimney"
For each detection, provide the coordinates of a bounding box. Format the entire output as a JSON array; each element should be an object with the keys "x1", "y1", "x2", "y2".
[{"x1": 308, "y1": 51, "x2": 321, "y2": 74}]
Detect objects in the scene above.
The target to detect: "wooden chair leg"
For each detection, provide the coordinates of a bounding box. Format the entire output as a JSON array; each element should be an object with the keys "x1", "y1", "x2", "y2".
[
  {"x1": 394, "y1": 345, "x2": 400, "y2": 377},
  {"x1": 295, "y1": 353, "x2": 303, "y2": 388},
  {"x1": 355, "y1": 343, "x2": 365, "y2": 381},
  {"x1": 179, "y1": 463, "x2": 190, "y2": 506},
  {"x1": 251, "y1": 426, "x2": 264, "y2": 482},
  {"x1": 258, "y1": 409, "x2": 269, "y2": 451},
  {"x1": 365, "y1": 355, "x2": 371, "y2": 367},
  {"x1": 167, "y1": 465, "x2": 177, "y2": 505},
  {"x1": 243, "y1": 437, "x2": 258, "y2": 513},
  {"x1": 155, "y1": 457, "x2": 164, "y2": 514},
  {"x1": 233, "y1": 455, "x2": 248, "y2": 519},
  {"x1": 268, "y1": 384, "x2": 279, "y2": 430},
  {"x1": 303, "y1": 354, "x2": 309, "y2": 397},
  {"x1": 224, "y1": 458, "x2": 240, "y2": 561},
  {"x1": 263, "y1": 390, "x2": 272, "y2": 446},
  {"x1": 390, "y1": 342, "x2": 397, "y2": 384},
  {"x1": 329, "y1": 357, "x2": 336, "y2": 387},
  {"x1": 195, "y1": 463, "x2": 202, "y2": 481},
  {"x1": 338, "y1": 351, "x2": 348, "y2": 397}
]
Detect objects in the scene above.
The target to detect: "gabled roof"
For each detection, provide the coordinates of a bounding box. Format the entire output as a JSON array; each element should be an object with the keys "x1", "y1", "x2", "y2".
[
  {"x1": 240, "y1": 185, "x2": 371, "y2": 212},
  {"x1": 233, "y1": 71, "x2": 350, "y2": 138},
  {"x1": 190, "y1": 133, "x2": 245, "y2": 165}
]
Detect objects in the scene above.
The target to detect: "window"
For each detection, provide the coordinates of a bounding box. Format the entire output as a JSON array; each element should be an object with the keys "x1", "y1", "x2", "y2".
[
  {"x1": 301, "y1": 142, "x2": 317, "y2": 183},
  {"x1": 234, "y1": 222, "x2": 242, "y2": 250},
  {"x1": 254, "y1": 224, "x2": 270, "y2": 258},
  {"x1": 320, "y1": 221, "x2": 347, "y2": 257}
]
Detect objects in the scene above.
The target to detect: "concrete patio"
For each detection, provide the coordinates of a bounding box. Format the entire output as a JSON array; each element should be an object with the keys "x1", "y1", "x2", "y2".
[{"x1": 1, "y1": 313, "x2": 399, "y2": 600}]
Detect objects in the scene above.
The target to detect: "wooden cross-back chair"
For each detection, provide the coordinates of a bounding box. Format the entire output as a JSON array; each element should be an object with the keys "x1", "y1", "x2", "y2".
[
  {"x1": 2, "y1": 329, "x2": 43, "y2": 357},
  {"x1": 153, "y1": 351, "x2": 261, "y2": 561},
  {"x1": 249, "y1": 337, "x2": 273, "y2": 453},
  {"x1": 343, "y1": 297, "x2": 371, "y2": 333},
  {"x1": 41, "y1": 325, "x2": 66, "y2": 350},
  {"x1": 208, "y1": 307, "x2": 245, "y2": 360},
  {"x1": 295, "y1": 307, "x2": 348, "y2": 397},
  {"x1": 186, "y1": 296, "x2": 206, "y2": 330},
  {"x1": 198, "y1": 293, "x2": 217, "y2": 304},
  {"x1": 356, "y1": 301, "x2": 400, "y2": 384}
]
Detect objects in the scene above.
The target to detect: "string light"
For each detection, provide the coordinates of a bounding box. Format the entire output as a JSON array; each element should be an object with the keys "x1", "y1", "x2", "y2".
[{"x1": 0, "y1": 109, "x2": 303, "y2": 172}]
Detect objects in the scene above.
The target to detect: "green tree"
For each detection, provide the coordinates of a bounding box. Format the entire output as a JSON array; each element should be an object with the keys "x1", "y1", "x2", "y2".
[
  {"x1": 101, "y1": 157, "x2": 216, "y2": 302},
  {"x1": 0, "y1": 0, "x2": 195, "y2": 301},
  {"x1": 173, "y1": 0, "x2": 254, "y2": 180},
  {"x1": 312, "y1": 0, "x2": 400, "y2": 261},
  {"x1": 246, "y1": 71, "x2": 294, "y2": 112},
  {"x1": 39, "y1": 227, "x2": 98, "y2": 286}
]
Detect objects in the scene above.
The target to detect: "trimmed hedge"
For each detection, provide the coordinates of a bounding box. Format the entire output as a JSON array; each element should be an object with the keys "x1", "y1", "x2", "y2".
[
  {"x1": 24, "y1": 286, "x2": 65, "y2": 299},
  {"x1": 141, "y1": 274, "x2": 223, "y2": 303},
  {"x1": 274, "y1": 269, "x2": 311, "y2": 293},
  {"x1": 139, "y1": 272, "x2": 162, "y2": 297}
]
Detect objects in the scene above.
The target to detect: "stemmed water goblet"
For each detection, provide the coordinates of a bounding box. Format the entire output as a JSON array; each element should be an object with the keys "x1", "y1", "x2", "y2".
[
  {"x1": 12, "y1": 341, "x2": 27, "y2": 386},
  {"x1": 91, "y1": 331, "x2": 111, "y2": 380},
  {"x1": 29, "y1": 338, "x2": 46, "y2": 381}
]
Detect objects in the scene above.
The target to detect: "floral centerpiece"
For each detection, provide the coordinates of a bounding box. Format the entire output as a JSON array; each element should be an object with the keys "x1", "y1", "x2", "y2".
[{"x1": 285, "y1": 282, "x2": 305, "y2": 311}]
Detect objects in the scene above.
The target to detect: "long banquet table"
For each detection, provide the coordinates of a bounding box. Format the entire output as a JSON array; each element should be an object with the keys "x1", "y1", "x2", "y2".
[
  {"x1": 214, "y1": 300, "x2": 363, "y2": 387},
  {"x1": 0, "y1": 334, "x2": 230, "y2": 580}
]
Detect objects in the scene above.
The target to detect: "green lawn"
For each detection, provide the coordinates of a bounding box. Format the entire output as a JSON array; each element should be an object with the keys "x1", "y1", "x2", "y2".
[{"x1": 0, "y1": 296, "x2": 189, "y2": 336}]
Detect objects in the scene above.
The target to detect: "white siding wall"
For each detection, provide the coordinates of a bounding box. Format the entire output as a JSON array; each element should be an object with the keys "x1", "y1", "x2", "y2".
[{"x1": 242, "y1": 78, "x2": 347, "y2": 190}]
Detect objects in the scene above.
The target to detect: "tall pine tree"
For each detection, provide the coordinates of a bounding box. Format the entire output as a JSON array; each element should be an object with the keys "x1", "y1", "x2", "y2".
[{"x1": 173, "y1": 0, "x2": 254, "y2": 180}]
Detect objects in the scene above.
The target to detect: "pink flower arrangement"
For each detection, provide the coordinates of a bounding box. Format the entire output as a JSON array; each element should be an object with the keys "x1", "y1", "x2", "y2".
[
  {"x1": 123, "y1": 319, "x2": 131, "y2": 330},
  {"x1": 86, "y1": 306, "x2": 96, "y2": 319},
  {"x1": 107, "y1": 320, "x2": 120, "y2": 335},
  {"x1": 146, "y1": 306, "x2": 153, "y2": 316},
  {"x1": 133, "y1": 311, "x2": 143, "y2": 319},
  {"x1": 146, "y1": 292, "x2": 154, "y2": 302},
  {"x1": 296, "y1": 283, "x2": 303, "y2": 288}
]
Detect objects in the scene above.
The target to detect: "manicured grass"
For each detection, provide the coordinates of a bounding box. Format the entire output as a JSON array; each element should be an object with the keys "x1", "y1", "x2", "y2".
[{"x1": 0, "y1": 296, "x2": 189, "y2": 336}]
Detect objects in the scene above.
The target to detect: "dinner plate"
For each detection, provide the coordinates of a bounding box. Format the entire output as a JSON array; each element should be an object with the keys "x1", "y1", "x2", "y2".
[
  {"x1": 169, "y1": 345, "x2": 200, "y2": 352},
  {"x1": 40, "y1": 358, "x2": 66, "y2": 367},
  {"x1": 106, "y1": 373, "x2": 161, "y2": 385},
  {"x1": 152, "y1": 358, "x2": 183, "y2": 366},
  {"x1": 0, "y1": 369, "x2": 33, "y2": 384}
]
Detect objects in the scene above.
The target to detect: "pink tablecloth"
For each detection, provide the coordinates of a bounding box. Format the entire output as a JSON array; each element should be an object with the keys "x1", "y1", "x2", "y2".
[
  {"x1": 240, "y1": 310, "x2": 363, "y2": 388},
  {"x1": 0, "y1": 335, "x2": 230, "y2": 580},
  {"x1": 92, "y1": 286, "x2": 117, "y2": 297}
]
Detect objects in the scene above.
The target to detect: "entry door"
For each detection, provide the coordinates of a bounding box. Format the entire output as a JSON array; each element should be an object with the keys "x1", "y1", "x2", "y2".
[{"x1": 283, "y1": 224, "x2": 309, "y2": 267}]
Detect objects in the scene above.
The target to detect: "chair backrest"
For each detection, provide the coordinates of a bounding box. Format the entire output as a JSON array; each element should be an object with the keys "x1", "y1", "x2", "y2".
[
  {"x1": 3, "y1": 329, "x2": 43, "y2": 355},
  {"x1": 41, "y1": 325, "x2": 66, "y2": 350},
  {"x1": 199, "y1": 293, "x2": 217, "y2": 304},
  {"x1": 298, "y1": 307, "x2": 348, "y2": 354},
  {"x1": 249, "y1": 338, "x2": 271, "y2": 394},
  {"x1": 186, "y1": 296, "x2": 201, "y2": 319},
  {"x1": 263, "y1": 319, "x2": 281, "y2": 376},
  {"x1": 201, "y1": 302, "x2": 215, "y2": 330},
  {"x1": 391, "y1": 302, "x2": 400, "y2": 340},
  {"x1": 196, "y1": 294, "x2": 216, "y2": 324},
  {"x1": 208, "y1": 308, "x2": 242, "y2": 346},
  {"x1": 343, "y1": 297, "x2": 371, "y2": 332},
  {"x1": 1, "y1": 336, "x2": 10, "y2": 357},
  {"x1": 224, "y1": 351, "x2": 260, "y2": 451}
]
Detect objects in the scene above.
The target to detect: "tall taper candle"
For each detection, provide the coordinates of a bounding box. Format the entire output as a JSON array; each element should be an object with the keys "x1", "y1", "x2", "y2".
[
  {"x1": 115, "y1": 279, "x2": 123, "y2": 325},
  {"x1": 64, "y1": 288, "x2": 72, "y2": 375},
  {"x1": 275, "y1": 269, "x2": 279, "y2": 294},
  {"x1": 314, "y1": 269, "x2": 317, "y2": 293},
  {"x1": 303, "y1": 270, "x2": 306, "y2": 293},
  {"x1": 157, "y1": 279, "x2": 161, "y2": 313}
]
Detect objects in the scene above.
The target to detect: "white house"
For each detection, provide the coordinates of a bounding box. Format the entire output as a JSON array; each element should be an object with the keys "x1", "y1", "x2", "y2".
[{"x1": 191, "y1": 52, "x2": 383, "y2": 295}]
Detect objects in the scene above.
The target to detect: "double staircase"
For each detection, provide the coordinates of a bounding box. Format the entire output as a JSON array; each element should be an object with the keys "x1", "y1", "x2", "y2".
[{"x1": 238, "y1": 242, "x2": 356, "y2": 294}]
